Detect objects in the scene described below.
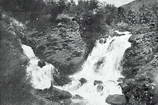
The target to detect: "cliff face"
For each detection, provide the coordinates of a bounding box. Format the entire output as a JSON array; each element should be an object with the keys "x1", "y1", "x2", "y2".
[
  {"x1": 121, "y1": 25, "x2": 158, "y2": 105},
  {"x1": 117, "y1": 0, "x2": 158, "y2": 104},
  {"x1": 0, "y1": 21, "x2": 32, "y2": 105}
]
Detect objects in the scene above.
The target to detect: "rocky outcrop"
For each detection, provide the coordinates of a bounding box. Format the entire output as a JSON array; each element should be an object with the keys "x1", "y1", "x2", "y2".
[
  {"x1": 121, "y1": 26, "x2": 158, "y2": 105},
  {"x1": 106, "y1": 94, "x2": 126, "y2": 105},
  {"x1": 79, "y1": 78, "x2": 87, "y2": 85},
  {"x1": 94, "y1": 80, "x2": 103, "y2": 86},
  {"x1": 36, "y1": 87, "x2": 72, "y2": 101},
  {"x1": 22, "y1": 16, "x2": 87, "y2": 76}
]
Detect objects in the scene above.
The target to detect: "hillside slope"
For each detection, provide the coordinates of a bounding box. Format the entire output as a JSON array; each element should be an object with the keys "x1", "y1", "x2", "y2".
[{"x1": 122, "y1": 0, "x2": 158, "y2": 12}]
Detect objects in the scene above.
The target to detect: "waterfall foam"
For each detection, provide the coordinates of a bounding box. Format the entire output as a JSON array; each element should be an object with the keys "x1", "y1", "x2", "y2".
[
  {"x1": 22, "y1": 45, "x2": 55, "y2": 90},
  {"x1": 55, "y1": 31, "x2": 131, "y2": 105}
]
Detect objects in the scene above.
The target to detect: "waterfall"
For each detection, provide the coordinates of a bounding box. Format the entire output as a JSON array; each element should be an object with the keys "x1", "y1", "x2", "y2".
[
  {"x1": 22, "y1": 45, "x2": 55, "y2": 90},
  {"x1": 21, "y1": 30, "x2": 131, "y2": 105},
  {"x1": 55, "y1": 31, "x2": 131, "y2": 105}
]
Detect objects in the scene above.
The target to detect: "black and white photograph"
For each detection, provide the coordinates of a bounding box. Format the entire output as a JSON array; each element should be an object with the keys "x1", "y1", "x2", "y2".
[{"x1": 0, "y1": 0, "x2": 158, "y2": 105}]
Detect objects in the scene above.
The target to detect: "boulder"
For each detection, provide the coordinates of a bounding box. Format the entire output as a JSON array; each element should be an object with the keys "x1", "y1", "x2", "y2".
[
  {"x1": 38, "y1": 60, "x2": 46, "y2": 68},
  {"x1": 99, "y1": 38, "x2": 106, "y2": 44},
  {"x1": 36, "y1": 87, "x2": 72, "y2": 101},
  {"x1": 106, "y1": 94, "x2": 126, "y2": 105},
  {"x1": 97, "y1": 84, "x2": 104, "y2": 92},
  {"x1": 52, "y1": 87, "x2": 72, "y2": 100},
  {"x1": 72, "y1": 94, "x2": 83, "y2": 99},
  {"x1": 94, "y1": 80, "x2": 103, "y2": 86},
  {"x1": 79, "y1": 78, "x2": 87, "y2": 85},
  {"x1": 53, "y1": 75, "x2": 71, "y2": 86},
  {"x1": 95, "y1": 58, "x2": 104, "y2": 71}
]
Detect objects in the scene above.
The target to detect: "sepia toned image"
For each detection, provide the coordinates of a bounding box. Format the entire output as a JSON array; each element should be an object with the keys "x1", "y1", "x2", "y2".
[{"x1": 0, "y1": 0, "x2": 158, "y2": 105}]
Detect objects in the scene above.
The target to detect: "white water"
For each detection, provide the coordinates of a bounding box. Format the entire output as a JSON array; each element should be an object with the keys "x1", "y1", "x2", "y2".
[
  {"x1": 22, "y1": 45, "x2": 55, "y2": 90},
  {"x1": 55, "y1": 31, "x2": 131, "y2": 105},
  {"x1": 21, "y1": 30, "x2": 131, "y2": 105}
]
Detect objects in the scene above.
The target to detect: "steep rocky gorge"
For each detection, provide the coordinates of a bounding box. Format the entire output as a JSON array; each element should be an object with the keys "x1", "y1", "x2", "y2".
[{"x1": 1, "y1": 0, "x2": 158, "y2": 104}]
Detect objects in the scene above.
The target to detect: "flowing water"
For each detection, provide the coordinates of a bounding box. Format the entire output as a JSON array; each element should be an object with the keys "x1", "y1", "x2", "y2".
[
  {"x1": 22, "y1": 45, "x2": 55, "y2": 90},
  {"x1": 55, "y1": 31, "x2": 132, "y2": 105},
  {"x1": 22, "y1": 31, "x2": 131, "y2": 105}
]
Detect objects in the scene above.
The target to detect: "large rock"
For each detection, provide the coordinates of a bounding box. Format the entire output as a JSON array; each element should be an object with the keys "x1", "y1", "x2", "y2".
[
  {"x1": 94, "y1": 80, "x2": 103, "y2": 86},
  {"x1": 36, "y1": 87, "x2": 72, "y2": 101},
  {"x1": 52, "y1": 87, "x2": 72, "y2": 100},
  {"x1": 79, "y1": 78, "x2": 87, "y2": 85},
  {"x1": 106, "y1": 94, "x2": 126, "y2": 105},
  {"x1": 23, "y1": 19, "x2": 87, "y2": 75},
  {"x1": 96, "y1": 84, "x2": 104, "y2": 92},
  {"x1": 38, "y1": 60, "x2": 46, "y2": 68}
]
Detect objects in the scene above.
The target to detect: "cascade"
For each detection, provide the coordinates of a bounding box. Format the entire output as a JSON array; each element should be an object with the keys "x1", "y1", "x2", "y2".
[{"x1": 55, "y1": 31, "x2": 131, "y2": 105}]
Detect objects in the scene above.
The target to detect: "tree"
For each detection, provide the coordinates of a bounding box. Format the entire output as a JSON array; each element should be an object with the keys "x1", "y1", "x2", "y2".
[
  {"x1": 104, "y1": 4, "x2": 118, "y2": 25},
  {"x1": 126, "y1": 10, "x2": 138, "y2": 24},
  {"x1": 117, "y1": 7, "x2": 126, "y2": 22}
]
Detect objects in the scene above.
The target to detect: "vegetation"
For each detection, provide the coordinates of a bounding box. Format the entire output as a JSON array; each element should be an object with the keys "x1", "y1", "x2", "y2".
[
  {"x1": 1, "y1": 0, "x2": 158, "y2": 105},
  {"x1": 0, "y1": 28, "x2": 33, "y2": 105}
]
